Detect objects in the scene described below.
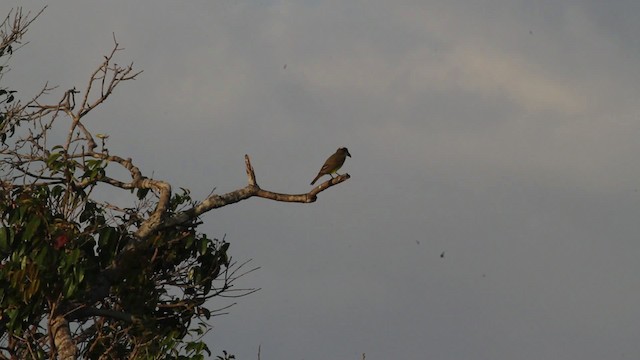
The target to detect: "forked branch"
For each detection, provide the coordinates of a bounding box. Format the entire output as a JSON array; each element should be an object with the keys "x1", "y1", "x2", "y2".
[{"x1": 135, "y1": 155, "x2": 350, "y2": 239}]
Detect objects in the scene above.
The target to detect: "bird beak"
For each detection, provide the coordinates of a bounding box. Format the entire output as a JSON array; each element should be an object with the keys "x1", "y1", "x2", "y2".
[{"x1": 347, "y1": 150, "x2": 351, "y2": 157}]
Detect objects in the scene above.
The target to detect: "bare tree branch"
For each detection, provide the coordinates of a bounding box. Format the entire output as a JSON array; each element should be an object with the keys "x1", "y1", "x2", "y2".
[
  {"x1": 67, "y1": 307, "x2": 137, "y2": 324},
  {"x1": 135, "y1": 155, "x2": 350, "y2": 239}
]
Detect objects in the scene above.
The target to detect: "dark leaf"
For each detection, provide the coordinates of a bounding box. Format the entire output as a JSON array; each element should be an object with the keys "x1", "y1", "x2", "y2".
[
  {"x1": 23, "y1": 216, "x2": 41, "y2": 242},
  {"x1": 137, "y1": 187, "x2": 149, "y2": 200},
  {"x1": 0, "y1": 227, "x2": 8, "y2": 252}
]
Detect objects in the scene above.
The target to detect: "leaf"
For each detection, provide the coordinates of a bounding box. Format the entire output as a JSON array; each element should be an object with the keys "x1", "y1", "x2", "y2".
[
  {"x1": 80, "y1": 202, "x2": 96, "y2": 222},
  {"x1": 67, "y1": 249, "x2": 81, "y2": 266},
  {"x1": 51, "y1": 185, "x2": 65, "y2": 199},
  {"x1": 7, "y1": 308, "x2": 21, "y2": 332},
  {"x1": 199, "y1": 238, "x2": 208, "y2": 255},
  {"x1": 137, "y1": 187, "x2": 149, "y2": 200},
  {"x1": 76, "y1": 266, "x2": 85, "y2": 283},
  {"x1": 98, "y1": 227, "x2": 115, "y2": 248},
  {"x1": 220, "y1": 253, "x2": 229, "y2": 267},
  {"x1": 33, "y1": 246, "x2": 48, "y2": 266},
  {"x1": 199, "y1": 307, "x2": 211, "y2": 320},
  {"x1": 184, "y1": 234, "x2": 195, "y2": 249},
  {"x1": 22, "y1": 216, "x2": 41, "y2": 242},
  {"x1": 64, "y1": 281, "x2": 77, "y2": 298},
  {"x1": 26, "y1": 276, "x2": 41, "y2": 301},
  {"x1": 210, "y1": 264, "x2": 220, "y2": 279},
  {"x1": 46, "y1": 152, "x2": 63, "y2": 171},
  {"x1": 10, "y1": 268, "x2": 25, "y2": 288},
  {"x1": 0, "y1": 227, "x2": 8, "y2": 252},
  {"x1": 53, "y1": 234, "x2": 69, "y2": 250}
]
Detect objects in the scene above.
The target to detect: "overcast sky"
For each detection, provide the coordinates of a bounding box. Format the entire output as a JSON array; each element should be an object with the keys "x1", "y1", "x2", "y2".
[{"x1": 4, "y1": 1, "x2": 640, "y2": 359}]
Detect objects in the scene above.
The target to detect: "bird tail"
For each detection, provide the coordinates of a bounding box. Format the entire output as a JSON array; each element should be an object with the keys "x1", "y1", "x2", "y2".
[{"x1": 310, "y1": 174, "x2": 322, "y2": 185}]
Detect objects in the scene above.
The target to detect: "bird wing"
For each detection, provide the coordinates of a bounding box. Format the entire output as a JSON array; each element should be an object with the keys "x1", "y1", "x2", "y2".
[{"x1": 320, "y1": 153, "x2": 341, "y2": 173}]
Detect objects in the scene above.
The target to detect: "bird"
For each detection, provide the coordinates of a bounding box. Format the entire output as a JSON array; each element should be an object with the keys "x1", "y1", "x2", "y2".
[{"x1": 310, "y1": 147, "x2": 351, "y2": 185}]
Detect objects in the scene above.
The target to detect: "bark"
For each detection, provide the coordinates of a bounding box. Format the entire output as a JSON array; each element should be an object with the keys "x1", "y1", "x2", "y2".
[{"x1": 51, "y1": 315, "x2": 77, "y2": 360}]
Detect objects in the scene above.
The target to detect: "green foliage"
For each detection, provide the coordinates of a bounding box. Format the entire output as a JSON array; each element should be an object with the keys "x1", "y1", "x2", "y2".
[
  {"x1": 0, "y1": 189, "x2": 238, "y2": 357},
  {"x1": 0, "y1": 186, "x2": 94, "y2": 333},
  {"x1": 1, "y1": 189, "x2": 57, "y2": 334},
  {"x1": 0, "y1": 184, "x2": 237, "y2": 358},
  {"x1": 0, "y1": 8, "x2": 250, "y2": 359}
]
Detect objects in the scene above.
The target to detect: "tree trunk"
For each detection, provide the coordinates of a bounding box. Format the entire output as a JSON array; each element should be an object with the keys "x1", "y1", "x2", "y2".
[{"x1": 51, "y1": 315, "x2": 77, "y2": 360}]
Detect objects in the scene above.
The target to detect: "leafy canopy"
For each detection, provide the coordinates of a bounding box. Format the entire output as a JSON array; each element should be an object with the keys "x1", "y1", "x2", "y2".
[{"x1": 0, "y1": 8, "x2": 254, "y2": 359}]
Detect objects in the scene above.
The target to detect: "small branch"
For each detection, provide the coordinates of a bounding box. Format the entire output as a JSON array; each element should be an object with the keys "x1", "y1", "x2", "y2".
[
  {"x1": 66, "y1": 307, "x2": 137, "y2": 324},
  {"x1": 0, "y1": 7, "x2": 46, "y2": 54},
  {"x1": 245, "y1": 155, "x2": 349, "y2": 202},
  {"x1": 245, "y1": 154, "x2": 257, "y2": 186},
  {"x1": 241, "y1": 153, "x2": 350, "y2": 203}
]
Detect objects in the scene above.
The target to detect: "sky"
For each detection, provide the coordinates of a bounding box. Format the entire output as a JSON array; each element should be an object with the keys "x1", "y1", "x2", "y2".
[{"x1": 3, "y1": 1, "x2": 640, "y2": 359}]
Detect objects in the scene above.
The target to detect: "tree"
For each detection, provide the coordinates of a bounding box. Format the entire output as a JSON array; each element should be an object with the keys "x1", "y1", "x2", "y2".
[{"x1": 0, "y1": 8, "x2": 349, "y2": 360}]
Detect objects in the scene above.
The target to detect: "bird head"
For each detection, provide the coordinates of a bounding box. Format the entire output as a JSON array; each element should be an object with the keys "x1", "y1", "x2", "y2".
[{"x1": 339, "y1": 147, "x2": 351, "y2": 157}]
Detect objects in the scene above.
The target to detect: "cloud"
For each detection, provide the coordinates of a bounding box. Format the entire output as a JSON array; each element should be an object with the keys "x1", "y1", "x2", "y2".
[{"x1": 437, "y1": 45, "x2": 587, "y2": 114}]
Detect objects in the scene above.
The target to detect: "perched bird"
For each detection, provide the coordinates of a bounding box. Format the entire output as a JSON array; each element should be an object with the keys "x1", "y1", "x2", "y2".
[{"x1": 310, "y1": 147, "x2": 351, "y2": 185}]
